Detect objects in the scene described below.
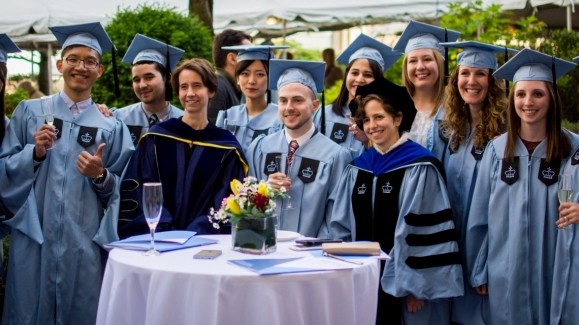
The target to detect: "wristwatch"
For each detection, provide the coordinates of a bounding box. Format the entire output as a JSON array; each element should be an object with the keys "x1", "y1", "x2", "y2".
[{"x1": 93, "y1": 169, "x2": 107, "y2": 184}]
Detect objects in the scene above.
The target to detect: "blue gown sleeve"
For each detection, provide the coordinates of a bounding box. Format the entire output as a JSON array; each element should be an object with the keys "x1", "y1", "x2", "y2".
[{"x1": 328, "y1": 165, "x2": 356, "y2": 241}]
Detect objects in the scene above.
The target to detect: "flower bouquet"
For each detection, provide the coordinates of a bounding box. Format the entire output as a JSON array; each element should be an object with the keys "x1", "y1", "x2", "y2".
[{"x1": 209, "y1": 177, "x2": 286, "y2": 254}]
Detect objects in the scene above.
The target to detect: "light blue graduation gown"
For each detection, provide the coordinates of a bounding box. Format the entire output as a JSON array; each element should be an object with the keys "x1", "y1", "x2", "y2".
[
  {"x1": 466, "y1": 131, "x2": 578, "y2": 325},
  {"x1": 550, "y1": 138, "x2": 579, "y2": 325},
  {"x1": 246, "y1": 130, "x2": 351, "y2": 238},
  {"x1": 313, "y1": 104, "x2": 365, "y2": 160},
  {"x1": 443, "y1": 129, "x2": 489, "y2": 325},
  {"x1": 0, "y1": 94, "x2": 134, "y2": 325},
  {"x1": 215, "y1": 103, "x2": 282, "y2": 152},
  {"x1": 113, "y1": 102, "x2": 183, "y2": 145}
]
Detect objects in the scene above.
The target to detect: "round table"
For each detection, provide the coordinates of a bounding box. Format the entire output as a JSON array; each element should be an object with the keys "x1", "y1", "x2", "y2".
[{"x1": 96, "y1": 235, "x2": 380, "y2": 325}]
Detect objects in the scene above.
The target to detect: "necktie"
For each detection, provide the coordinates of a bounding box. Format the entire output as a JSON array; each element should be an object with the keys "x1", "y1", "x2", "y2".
[
  {"x1": 148, "y1": 113, "x2": 158, "y2": 127},
  {"x1": 286, "y1": 140, "x2": 299, "y2": 173}
]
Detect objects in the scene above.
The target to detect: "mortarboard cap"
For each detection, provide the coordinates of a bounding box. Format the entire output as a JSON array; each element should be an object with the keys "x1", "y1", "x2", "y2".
[
  {"x1": 222, "y1": 45, "x2": 289, "y2": 62},
  {"x1": 336, "y1": 34, "x2": 403, "y2": 72},
  {"x1": 49, "y1": 22, "x2": 114, "y2": 55},
  {"x1": 493, "y1": 48, "x2": 576, "y2": 83},
  {"x1": 336, "y1": 33, "x2": 402, "y2": 73},
  {"x1": 0, "y1": 34, "x2": 21, "y2": 63},
  {"x1": 349, "y1": 78, "x2": 416, "y2": 133},
  {"x1": 50, "y1": 22, "x2": 120, "y2": 97},
  {"x1": 122, "y1": 34, "x2": 184, "y2": 70},
  {"x1": 269, "y1": 59, "x2": 325, "y2": 94},
  {"x1": 441, "y1": 41, "x2": 518, "y2": 70},
  {"x1": 393, "y1": 20, "x2": 461, "y2": 55}
]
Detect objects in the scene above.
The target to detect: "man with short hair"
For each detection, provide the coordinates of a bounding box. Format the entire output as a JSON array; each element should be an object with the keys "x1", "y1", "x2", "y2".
[
  {"x1": 0, "y1": 22, "x2": 134, "y2": 324},
  {"x1": 114, "y1": 34, "x2": 185, "y2": 145},
  {"x1": 208, "y1": 29, "x2": 252, "y2": 123},
  {"x1": 246, "y1": 59, "x2": 351, "y2": 238}
]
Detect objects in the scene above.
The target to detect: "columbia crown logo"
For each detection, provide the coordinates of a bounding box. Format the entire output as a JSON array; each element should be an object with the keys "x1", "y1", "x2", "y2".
[
  {"x1": 301, "y1": 167, "x2": 313, "y2": 178},
  {"x1": 358, "y1": 184, "x2": 366, "y2": 194},
  {"x1": 382, "y1": 182, "x2": 393, "y2": 194},
  {"x1": 81, "y1": 133, "x2": 93, "y2": 143},
  {"x1": 266, "y1": 161, "x2": 277, "y2": 172},
  {"x1": 505, "y1": 166, "x2": 516, "y2": 178},
  {"x1": 334, "y1": 130, "x2": 345, "y2": 140},
  {"x1": 542, "y1": 167, "x2": 555, "y2": 180},
  {"x1": 473, "y1": 147, "x2": 484, "y2": 155}
]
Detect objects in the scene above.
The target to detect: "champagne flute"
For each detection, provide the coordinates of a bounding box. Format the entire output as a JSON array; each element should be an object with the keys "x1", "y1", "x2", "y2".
[
  {"x1": 274, "y1": 155, "x2": 294, "y2": 210},
  {"x1": 558, "y1": 174, "x2": 573, "y2": 230},
  {"x1": 44, "y1": 102, "x2": 55, "y2": 149},
  {"x1": 142, "y1": 182, "x2": 163, "y2": 256},
  {"x1": 224, "y1": 118, "x2": 238, "y2": 135}
]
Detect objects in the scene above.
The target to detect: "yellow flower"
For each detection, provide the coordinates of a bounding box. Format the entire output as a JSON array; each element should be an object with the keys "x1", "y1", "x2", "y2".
[
  {"x1": 227, "y1": 197, "x2": 241, "y2": 215},
  {"x1": 257, "y1": 182, "x2": 269, "y2": 196},
  {"x1": 230, "y1": 179, "x2": 243, "y2": 195}
]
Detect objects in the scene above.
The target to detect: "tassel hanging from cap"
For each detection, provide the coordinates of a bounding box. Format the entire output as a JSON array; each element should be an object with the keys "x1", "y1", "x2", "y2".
[{"x1": 112, "y1": 47, "x2": 120, "y2": 98}]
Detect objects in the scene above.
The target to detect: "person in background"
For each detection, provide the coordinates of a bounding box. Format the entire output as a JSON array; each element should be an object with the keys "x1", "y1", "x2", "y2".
[
  {"x1": 0, "y1": 33, "x2": 21, "y2": 292},
  {"x1": 322, "y1": 48, "x2": 343, "y2": 89},
  {"x1": 0, "y1": 22, "x2": 134, "y2": 324},
  {"x1": 118, "y1": 58, "x2": 248, "y2": 239},
  {"x1": 246, "y1": 59, "x2": 351, "y2": 238},
  {"x1": 438, "y1": 41, "x2": 517, "y2": 325},
  {"x1": 215, "y1": 45, "x2": 286, "y2": 151},
  {"x1": 329, "y1": 78, "x2": 463, "y2": 325},
  {"x1": 393, "y1": 20, "x2": 460, "y2": 160},
  {"x1": 207, "y1": 29, "x2": 252, "y2": 124},
  {"x1": 18, "y1": 80, "x2": 45, "y2": 99},
  {"x1": 314, "y1": 33, "x2": 414, "y2": 160},
  {"x1": 114, "y1": 34, "x2": 185, "y2": 146},
  {"x1": 466, "y1": 49, "x2": 578, "y2": 325}
]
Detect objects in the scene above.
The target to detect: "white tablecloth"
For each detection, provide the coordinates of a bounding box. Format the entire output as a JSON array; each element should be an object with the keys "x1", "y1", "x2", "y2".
[{"x1": 96, "y1": 235, "x2": 380, "y2": 325}]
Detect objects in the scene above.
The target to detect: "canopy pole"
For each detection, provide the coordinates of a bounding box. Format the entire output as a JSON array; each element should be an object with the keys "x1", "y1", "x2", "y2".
[
  {"x1": 47, "y1": 43, "x2": 52, "y2": 95},
  {"x1": 567, "y1": 4, "x2": 572, "y2": 31}
]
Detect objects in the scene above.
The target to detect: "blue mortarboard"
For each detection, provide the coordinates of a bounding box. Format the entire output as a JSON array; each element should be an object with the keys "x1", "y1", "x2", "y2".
[
  {"x1": 122, "y1": 34, "x2": 184, "y2": 70},
  {"x1": 493, "y1": 48, "x2": 576, "y2": 83},
  {"x1": 393, "y1": 20, "x2": 461, "y2": 54},
  {"x1": 221, "y1": 45, "x2": 289, "y2": 62},
  {"x1": 441, "y1": 41, "x2": 518, "y2": 70},
  {"x1": 336, "y1": 33, "x2": 402, "y2": 73},
  {"x1": 269, "y1": 59, "x2": 325, "y2": 94},
  {"x1": 49, "y1": 22, "x2": 114, "y2": 55},
  {"x1": 49, "y1": 22, "x2": 120, "y2": 97},
  {"x1": 0, "y1": 34, "x2": 21, "y2": 63}
]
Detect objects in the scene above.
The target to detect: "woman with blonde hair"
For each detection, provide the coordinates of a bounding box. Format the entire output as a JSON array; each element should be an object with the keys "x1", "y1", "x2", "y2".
[{"x1": 393, "y1": 20, "x2": 460, "y2": 160}]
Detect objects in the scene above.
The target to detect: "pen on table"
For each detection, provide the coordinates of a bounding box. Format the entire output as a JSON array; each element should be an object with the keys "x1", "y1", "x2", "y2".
[{"x1": 323, "y1": 252, "x2": 364, "y2": 265}]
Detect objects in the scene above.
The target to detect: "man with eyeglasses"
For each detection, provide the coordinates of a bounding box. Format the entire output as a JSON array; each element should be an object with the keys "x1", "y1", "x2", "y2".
[
  {"x1": 0, "y1": 22, "x2": 134, "y2": 324},
  {"x1": 113, "y1": 34, "x2": 185, "y2": 146}
]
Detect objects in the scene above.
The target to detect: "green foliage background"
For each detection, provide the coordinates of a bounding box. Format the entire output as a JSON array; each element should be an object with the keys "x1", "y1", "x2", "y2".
[{"x1": 91, "y1": 4, "x2": 213, "y2": 108}]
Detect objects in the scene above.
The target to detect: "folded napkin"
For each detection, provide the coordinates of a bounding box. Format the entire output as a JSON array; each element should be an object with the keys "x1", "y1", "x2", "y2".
[{"x1": 322, "y1": 242, "x2": 381, "y2": 256}]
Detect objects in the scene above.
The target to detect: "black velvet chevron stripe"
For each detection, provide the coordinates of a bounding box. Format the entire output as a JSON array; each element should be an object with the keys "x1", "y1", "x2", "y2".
[
  {"x1": 405, "y1": 252, "x2": 461, "y2": 269},
  {"x1": 405, "y1": 229, "x2": 458, "y2": 246},
  {"x1": 404, "y1": 209, "x2": 453, "y2": 227}
]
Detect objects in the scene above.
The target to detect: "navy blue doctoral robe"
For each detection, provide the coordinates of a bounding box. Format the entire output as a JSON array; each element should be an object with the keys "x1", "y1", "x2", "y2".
[{"x1": 118, "y1": 118, "x2": 248, "y2": 238}]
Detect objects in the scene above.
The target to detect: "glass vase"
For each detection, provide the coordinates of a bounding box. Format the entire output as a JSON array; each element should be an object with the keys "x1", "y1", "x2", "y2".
[{"x1": 232, "y1": 215, "x2": 277, "y2": 255}]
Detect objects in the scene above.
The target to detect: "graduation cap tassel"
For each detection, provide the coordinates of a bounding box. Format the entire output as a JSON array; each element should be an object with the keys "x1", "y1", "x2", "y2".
[
  {"x1": 321, "y1": 91, "x2": 326, "y2": 135},
  {"x1": 504, "y1": 47, "x2": 509, "y2": 96},
  {"x1": 552, "y1": 57, "x2": 559, "y2": 114},
  {"x1": 444, "y1": 29, "x2": 449, "y2": 86},
  {"x1": 112, "y1": 47, "x2": 120, "y2": 98},
  {"x1": 165, "y1": 45, "x2": 173, "y2": 101}
]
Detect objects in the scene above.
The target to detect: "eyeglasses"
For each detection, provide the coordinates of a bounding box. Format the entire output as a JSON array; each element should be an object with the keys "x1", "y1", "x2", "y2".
[{"x1": 63, "y1": 57, "x2": 100, "y2": 70}]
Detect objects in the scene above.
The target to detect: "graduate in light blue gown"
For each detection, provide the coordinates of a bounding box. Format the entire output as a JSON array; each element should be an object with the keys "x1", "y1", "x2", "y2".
[
  {"x1": 0, "y1": 23, "x2": 134, "y2": 325},
  {"x1": 0, "y1": 34, "x2": 21, "y2": 284},
  {"x1": 393, "y1": 20, "x2": 460, "y2": 160},
  {"x1": 550, "y1": 54, "x2": 579, "y2": 325},
  {"x1": 313, "y1": 33, "x2": 413, "y2": 160},
  {"x1": 466, "y1": 49, "x2": 578, "y2": 325},
  {"x1": 246, "y1": 59, "x2": 351, "y2": 238},
  {"x1": 114, "y1": 34, "x2": 185, "y2": 145},
  {"x1": 438, "y1": 41, "x2": 517, "y2": 325},
  {"x1": 215, "y1": 45, "x2": 286, "y2": 152},
  {"x1": 329, "y1": 78, "x2": 463, "y2": 325}
]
